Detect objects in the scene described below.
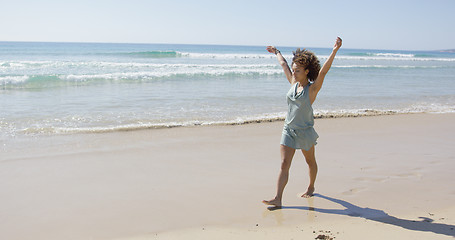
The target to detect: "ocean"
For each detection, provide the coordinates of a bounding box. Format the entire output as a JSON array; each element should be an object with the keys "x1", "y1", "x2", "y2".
[{"x1": 1, "y1": 41, "x2": 455, "y2": 142}]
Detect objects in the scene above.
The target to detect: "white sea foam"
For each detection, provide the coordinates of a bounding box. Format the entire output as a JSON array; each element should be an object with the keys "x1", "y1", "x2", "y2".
[
  {"x1": 0, "y1": 60, "x2": 279, "y2": 70},
  {"x1": 328, "y1": 55, "x2": 455, "y2": 62},
  {"x1": 0, "y1": 75, "x2": 29, "y2": 85},
  {"x1": 184, "y1": 52, "x2": 277, "y2": 59},
  {"x1": 334, "y1": 65, "x2": 441, "y2": 69},
  {"x1": 59, "y1": 64, "x2": 282, "y2": 81},
  {"x1": 315, "y1": 104, "x2": 455, "y2": 118},
  {"x1": 183, "y1": 52, "x2": 455, "y2": 62},
  {"x1": 405, "y1": 103, "x2": 455, "y2": 114},
  {"x1": 374, "y1": 53, "x2": 415, "y2": 58},
  {"x1": 1, "y1": 62, "x2": 283, "y2": 85}
]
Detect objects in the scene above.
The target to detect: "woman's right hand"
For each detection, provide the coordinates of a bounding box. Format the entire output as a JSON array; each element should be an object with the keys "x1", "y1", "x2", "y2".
[{"x1": 266, "y1": 46, "x2": 277, "y2": 54}]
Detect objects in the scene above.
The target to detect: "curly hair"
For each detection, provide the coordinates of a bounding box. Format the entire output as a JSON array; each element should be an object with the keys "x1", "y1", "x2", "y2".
[{"x1": 292, "y1": 48, "x2": 320, "y2": 81}]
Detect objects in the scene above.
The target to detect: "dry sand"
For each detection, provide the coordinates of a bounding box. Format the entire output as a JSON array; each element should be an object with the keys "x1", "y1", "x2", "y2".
[{"x1": 1, "y1": 113, "x2": 454, "y2": 240}]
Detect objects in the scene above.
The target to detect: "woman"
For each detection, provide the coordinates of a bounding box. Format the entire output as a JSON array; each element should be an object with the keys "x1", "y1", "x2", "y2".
[{"x1": 263, "y1": 37, "x2": 342, "y2": 207}]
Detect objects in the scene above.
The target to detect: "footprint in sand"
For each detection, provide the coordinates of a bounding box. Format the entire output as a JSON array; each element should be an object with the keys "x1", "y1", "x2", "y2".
[
  {"x1": 341, "y1": 187, "x2": 366, "y2": 195},
  {"x1": 353, "y1": 176, "x2": 388, "y2": 183},
  {"x1": 359, "y1": 166, "x2": 375, "y2": 171},
  {"x1": 392, "y1": 172, "x2": 423, "y2": 180},
  {"x1": 429, "y1": 160, "x2": 443, "y2": 165}
]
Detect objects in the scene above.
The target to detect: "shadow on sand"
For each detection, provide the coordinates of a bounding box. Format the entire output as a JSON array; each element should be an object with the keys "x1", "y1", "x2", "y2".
[{"x1": 267, "y1": 194, "x2": 455, "y2": 238}]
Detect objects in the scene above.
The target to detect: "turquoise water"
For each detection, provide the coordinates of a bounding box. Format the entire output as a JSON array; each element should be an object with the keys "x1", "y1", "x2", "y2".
[{"x1": 1, "y1": 41, "x2": 454, "y2": 139}]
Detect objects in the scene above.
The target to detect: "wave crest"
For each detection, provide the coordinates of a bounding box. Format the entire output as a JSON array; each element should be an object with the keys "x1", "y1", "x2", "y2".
[{"x1": 121, "y1": 51, "x2": 182, "y2": 58}]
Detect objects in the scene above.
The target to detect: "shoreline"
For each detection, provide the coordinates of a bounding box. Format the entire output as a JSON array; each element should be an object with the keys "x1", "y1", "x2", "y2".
[
  {"x1": 5, "y1": 109, "x2": 453, "y2": 139},
  {"x1": 0, "y1": 111, "x2": 436, "y2": 159},
  {"x1": 1, "y1": 113, "x2": 455, "y2": 240}
]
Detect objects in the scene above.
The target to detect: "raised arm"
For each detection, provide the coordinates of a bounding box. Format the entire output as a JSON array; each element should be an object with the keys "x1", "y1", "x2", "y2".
[
  {"x1": 309, "y1": 37, "x2": 342, "y2": 103},
  {"x1": 267, "y1": 46, "x2": 293, "y2": 84}
]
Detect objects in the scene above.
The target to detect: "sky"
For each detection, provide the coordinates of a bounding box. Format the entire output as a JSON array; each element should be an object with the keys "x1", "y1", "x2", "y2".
[{"x1": 0, "y1": 0, "x2": 454, "y2": 50}]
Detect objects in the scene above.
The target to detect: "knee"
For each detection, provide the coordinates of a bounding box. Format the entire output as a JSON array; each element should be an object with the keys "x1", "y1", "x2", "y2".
[
  {"x1": 280, "y1": 159, "x2": 291, "y2": 171},
  {"x1": 305, "y1": 157, "x2": 317, "y2": 167}
]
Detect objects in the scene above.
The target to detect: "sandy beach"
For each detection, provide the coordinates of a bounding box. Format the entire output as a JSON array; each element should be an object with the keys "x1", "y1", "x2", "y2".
[{"x1": 1, "y1": 113, "x2": 455, "y2": 240}]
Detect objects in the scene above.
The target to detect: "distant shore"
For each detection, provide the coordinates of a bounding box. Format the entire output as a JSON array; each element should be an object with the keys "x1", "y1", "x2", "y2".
[{"x1": 440, "y1": 49, "x2": 455, "y2": 53}]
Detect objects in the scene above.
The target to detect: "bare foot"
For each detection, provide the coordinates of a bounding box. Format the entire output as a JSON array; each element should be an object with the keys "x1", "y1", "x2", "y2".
[
  {"x1": 301, "y1": 187, "x2": 315, "y2": 198},
  {"x1": 262, "y1": 198, "x2": 282, "y2": 207}
]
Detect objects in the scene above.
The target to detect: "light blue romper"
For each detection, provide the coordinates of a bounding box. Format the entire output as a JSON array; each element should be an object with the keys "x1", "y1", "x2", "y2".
[{"x1": 280, "y1": 82, "x2": 319, "y2": 151}]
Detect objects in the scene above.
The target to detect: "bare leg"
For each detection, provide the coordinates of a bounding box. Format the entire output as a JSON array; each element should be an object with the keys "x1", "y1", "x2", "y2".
[
  {"x1": 301, "y1": 145, "x2": 317, "y2": 198},
  {"x1": 263, "y1": 144, "x2": 296, "y2": 207}
]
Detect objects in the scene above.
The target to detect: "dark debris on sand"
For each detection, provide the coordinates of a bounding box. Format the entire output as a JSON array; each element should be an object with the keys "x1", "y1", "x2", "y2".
[
  {"x1": 315, "y1": 230, "x2": 336, "y2": 240},
  {"x1": 315, "y1": 235, "x2": 333, "y2": 240}
]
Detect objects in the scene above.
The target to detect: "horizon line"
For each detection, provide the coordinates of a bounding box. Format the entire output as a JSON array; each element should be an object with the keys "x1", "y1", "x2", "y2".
[{"x1": 0, "y1": 40, "x2": 451, "y2": 52}]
